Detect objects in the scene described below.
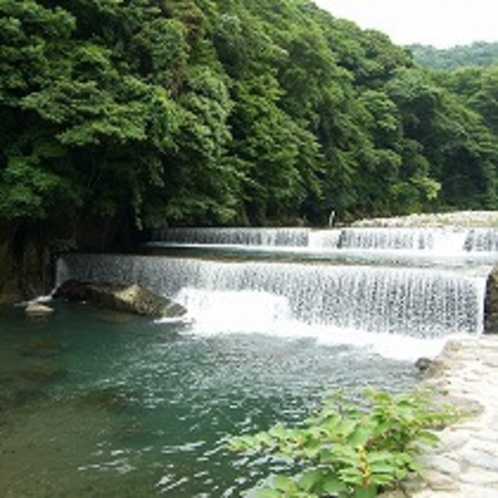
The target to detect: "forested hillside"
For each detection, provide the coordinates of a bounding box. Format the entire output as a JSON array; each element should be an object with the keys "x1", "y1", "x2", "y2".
[
  {"x1": 2, "y1": 0, "x2": 498, "y2": 281},
  {"x1": 409, "y1": 42, "x2": 498, "y2": 71}
]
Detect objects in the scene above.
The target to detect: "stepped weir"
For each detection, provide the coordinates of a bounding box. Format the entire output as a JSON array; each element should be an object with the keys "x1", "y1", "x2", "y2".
[
  {"x1": 57, "y1": 254, "x2": 485, "y2": 338},
  {"x1": 58, "y1": 225, "x2": 498, "y2": 347}
]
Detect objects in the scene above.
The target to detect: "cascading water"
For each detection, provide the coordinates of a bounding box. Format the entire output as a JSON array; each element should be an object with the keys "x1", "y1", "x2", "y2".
[
  {"x1": 57, "y1": 253, "x2": 486, "y2": 352},
  {"x1": 59, "y1": 222, "x2": 498, "y2": 364},
  {"x1": 150, "y1": 226, "x2": 498, "y2": 254},
  {"x1": 464, "y1": 228, "x2": 498, "y2": 252},
  {"x1": 336, "y1": 227, "x2": 436, "y2": 250},
  {"x1": 151, "y1": 227, "x2": 310, "y2": 246}
]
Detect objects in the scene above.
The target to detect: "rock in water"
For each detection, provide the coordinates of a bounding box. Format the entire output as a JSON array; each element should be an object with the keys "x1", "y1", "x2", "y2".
[
  {"x1": 19, "y1": 363, "x2": 68, "y2": 382},
  {"x1": 54, "y1": 280, "x2": 187, "y2": 319},
  {"x1": 485, "y1": 266, "x2": 498, "y2": 334},
  {"x1": 25, "y1": 302, "x2": 55, "y2": 317},
  {"x1": 112, "y1": 283, "x2": 187, "y2": 318},
  {"x1": 20, "y1": 340, "x2": 65, "y2": 357},
  {"x1": 415, "y1": 357, "x2": 443, "y2": 376}
]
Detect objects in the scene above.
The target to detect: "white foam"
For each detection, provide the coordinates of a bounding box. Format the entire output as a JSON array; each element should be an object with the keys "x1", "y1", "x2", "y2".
[
  {"x1": 57, "y1": 254, "x2": 488, "y2": 347},
  {"x1": 185, "y1": 316, "x2": 456, "y2": 362},
  {"x1": 169, "y1": 287, "x2": 461, "y2": 362},
  {"x1": 14, "y1": 294, "x2": 54, "y2": 307},
  {"x1": 174, "y1": 288, "x2": 292, "y2": 333}
]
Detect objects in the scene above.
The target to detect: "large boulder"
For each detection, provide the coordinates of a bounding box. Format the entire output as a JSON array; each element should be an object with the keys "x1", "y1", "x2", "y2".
[
  {"x1": 53, "y1": 280, "x2": 187, "y2": 319},
  {"x1": 484, "y1": 265, "x2": 498, "y2": 334}
]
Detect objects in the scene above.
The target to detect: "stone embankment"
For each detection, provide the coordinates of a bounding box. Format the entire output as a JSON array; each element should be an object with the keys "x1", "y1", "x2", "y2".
[{"x1": 400, "y1": 337, "x2": 498, "y2": 498}]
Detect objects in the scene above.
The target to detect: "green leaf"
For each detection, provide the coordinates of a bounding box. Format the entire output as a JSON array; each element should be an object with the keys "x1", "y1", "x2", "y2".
[
  {"x1": 348, "y1": 425, "x2": 373, "y2": 447},
  {"x1": 322, "y1": 477, "x2": 348, "y2": 494},
  {"x1": 417, "y1": 430, "x2": 441, "y2": 446},
  {"x1": 256, "y1": 488, "x2": 283, "y2": 498},
  {"x1": 298, "y1": 469, "x2": 322, "y2": 491},
  {"x1": 273, "y1": 475, "x2": 296, "y2": 492},
  {"x1": 352, "y1": 486, "x2": 377, "y2": 498}
]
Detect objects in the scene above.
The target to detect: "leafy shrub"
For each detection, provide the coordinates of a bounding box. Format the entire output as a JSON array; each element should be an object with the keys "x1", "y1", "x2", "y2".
[{"x1": 227, "y1": 389, "x2": 460, "y2": 497}]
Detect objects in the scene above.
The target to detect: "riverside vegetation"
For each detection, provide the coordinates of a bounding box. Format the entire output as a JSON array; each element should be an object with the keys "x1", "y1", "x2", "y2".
[
  {"x1": 3, "y1": 0, "x2": 498, "y2": 299},
  {"x1": 227, "y1": 389, "x2": 461, "y2": 498}
]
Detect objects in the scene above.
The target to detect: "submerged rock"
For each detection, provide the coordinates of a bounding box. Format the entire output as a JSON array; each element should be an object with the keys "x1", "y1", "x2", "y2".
[
  {"x1": 19, "y1": 362, "x2": 68, "y2": 382},
  {"x1": 54, "y1": 279, "x2": 187, "y2": 319},
  {"x1": 20, "y1": 340, "x2": 65, "y2": 358},
  {"x1": 77, "y1": 387, "x2": 137, "y2": 413},
  {"x1": 415, "y1": 357, "x2": 443, "y2": 376},
  {"x1": 0, "y1": 388, "x2": 49, "y2": 412}
]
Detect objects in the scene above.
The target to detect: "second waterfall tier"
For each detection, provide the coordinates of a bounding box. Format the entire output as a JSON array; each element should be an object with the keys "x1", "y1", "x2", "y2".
[{"x1": 56, "y1": 253, "x2": 485, "y2": 339}]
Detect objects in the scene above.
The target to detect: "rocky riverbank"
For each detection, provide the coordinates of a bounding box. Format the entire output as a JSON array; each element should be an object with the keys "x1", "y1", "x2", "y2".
[{"x1": 386, "y1": 337, "x2": 498, "y2": 498}]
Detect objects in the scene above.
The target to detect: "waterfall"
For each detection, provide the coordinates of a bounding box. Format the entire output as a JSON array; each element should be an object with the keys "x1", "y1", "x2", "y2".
[
  {"x1": 464, "y1": 228, "x2": 498, "y2": 252},
  {"x1": 337, "y1": 228, "x2": 435, "y2": 250},
  {"x1": 151, "y1": 226, "x2": 498, "y2": 254},
  {"x1": 56, "y1": 253, "x2": 485, "y2": 339},
  {"x1": 151, "y1": 227, "x2": 310, "y2": 246},
  {"x1": 310, "y1": 227, "x2": 491, "y2": 254}
]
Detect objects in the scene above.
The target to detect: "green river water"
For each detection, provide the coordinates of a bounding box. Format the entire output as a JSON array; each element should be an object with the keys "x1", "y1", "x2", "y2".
[{"x1": 0, "y1": 301, "x2": 416, "y2": 497}]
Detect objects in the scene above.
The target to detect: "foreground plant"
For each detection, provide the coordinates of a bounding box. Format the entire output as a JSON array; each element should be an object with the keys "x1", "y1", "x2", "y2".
[{"x1": 227, "y1": 389, "x2": 460, "y2": 498}]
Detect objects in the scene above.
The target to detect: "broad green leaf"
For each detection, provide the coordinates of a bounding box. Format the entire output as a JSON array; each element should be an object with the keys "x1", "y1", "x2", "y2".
[
  {"x1": 352, "y1": 485, "x2": 377, "y2": 498},
  {"x1": 298, "y1": 469, "x2": 323, "y2": 491},
  {"x1": 322, "y1": 477, "x2": 348, "y2": 494},
  {"x1": 256, "y1": 488, "x2": 283, "y2": 498},
  {"x1": 273, "y1": 474, "x2": 296, "y2": 491}
]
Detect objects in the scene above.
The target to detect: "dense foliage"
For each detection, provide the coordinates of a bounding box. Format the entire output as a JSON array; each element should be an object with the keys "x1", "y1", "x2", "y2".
[
  {"x1": 409, "y1": 42, "x2": 498, "y2": 71},
  {"x1": 227, "y1": 389, "x2": 459, "y2": 498},
  {"x1": 2, "y1": 0, "x2": 498, "y2": 243}
]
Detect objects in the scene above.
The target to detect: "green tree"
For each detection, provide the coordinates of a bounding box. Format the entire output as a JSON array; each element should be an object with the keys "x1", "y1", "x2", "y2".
[
  {"x1": 158, "y1": 65, "x2": 240, "y2": 225},
  {"x1": 2, "y1": 0, "x2": 498, "y2": 243}
]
